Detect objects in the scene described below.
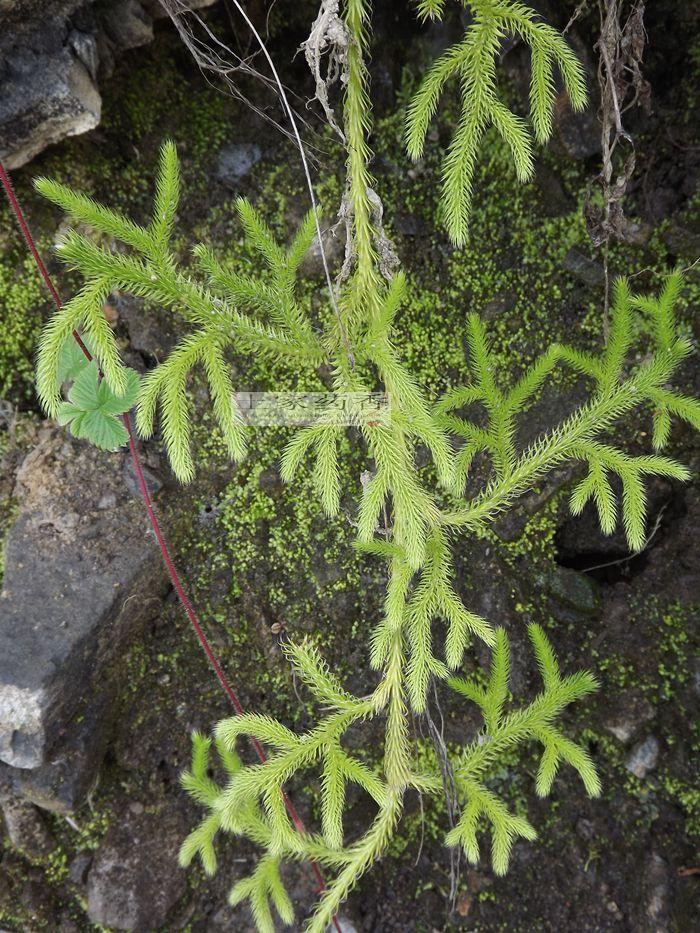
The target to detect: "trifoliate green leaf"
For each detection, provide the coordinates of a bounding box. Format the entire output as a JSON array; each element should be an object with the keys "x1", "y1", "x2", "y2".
[
  {"x1": 56, "y1": 334, "x2": 95, "y2": 383},
  {"x1": 57, "y1": 361, "x2": 140, "y2": 450},
  {"x1": 98, "y1": 367, "x2": 141, "y2": 413}
]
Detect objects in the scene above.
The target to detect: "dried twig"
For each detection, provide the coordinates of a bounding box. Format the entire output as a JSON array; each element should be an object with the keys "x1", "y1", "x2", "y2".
[
  {"x1": 300, "y1": 0, "x2": 350, "y2": 142},
  {"x1": 301, "y1": 2, "x2": 399, "y2": 294},
  {"x1": 159, "y1": 0, "x2": 313, "y2": 146},
  {"x1": 583, "y1": 504, "x2": 667, "y2": 574},
  {"x1": 587, "y1": 1, "x2": 651, "y2": 337},
  {"x1": 564, "y1": 1, "x2": 592, "y2": 35}
]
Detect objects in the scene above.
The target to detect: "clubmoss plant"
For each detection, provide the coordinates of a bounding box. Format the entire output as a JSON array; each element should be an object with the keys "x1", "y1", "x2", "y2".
[{"x1": 34, "y1": 1, "x2": 699, "y2": 930}]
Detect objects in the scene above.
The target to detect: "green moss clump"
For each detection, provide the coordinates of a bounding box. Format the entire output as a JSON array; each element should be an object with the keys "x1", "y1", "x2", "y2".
[{"x1": 0, "y1": 227, "x2": 49, "y2": 401}]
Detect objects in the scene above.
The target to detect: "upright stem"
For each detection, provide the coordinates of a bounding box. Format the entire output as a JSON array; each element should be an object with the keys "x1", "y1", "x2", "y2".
[
  {"x1": 344, "y1": 0, "x2": 381, "y2": 306},
  {"x1": 382, "y1": 632, "x2": 412, "y2": 788}
]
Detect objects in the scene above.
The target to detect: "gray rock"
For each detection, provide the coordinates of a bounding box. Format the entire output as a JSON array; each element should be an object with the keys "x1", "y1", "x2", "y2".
[
  {"x1": 662, "y1": 220, "x2": 700, "y2": 259},
  {"x1": 117, "y1": 293, "x2": 179, "y2": 358},
  {"x1": 0, "y1": 0, "x2": 218, "y2": 169},
  {"x1": 332, "y1": 920, "x2": 358, "y2": 933},
  {"x1": 394, "y1": 210, "x2": 422, "y2": 236},
  {"x1": 0, "y1": 428, "x2": 168, "y2": 771},
  {"x1": 564, "y1": 248, "x2": 605, "y2": 288},
  {"x1": 604, "y1": 692, "x2": 655, "y2": 744},
  {"x1": 141, "y1": 0, "x2": 216, "y2": 18},
  {"x1": 69, "y1": 852, "x2": 92, "y2": 886},
  {"x1": 554, "y1": 101, "x2": 601, "y2": 160},
  {"x1": 692, "y1": 657, "x2": 700, "y2": 700},
  {"x1": 625, "y1": 735, "x2": 660, "y2": 779},
  {"x1": 641, "y1": 853, "x2": 670, "y2": 933},
  {"x1": 101, "y1": 0, "x2": 153, "y2": 51},
  {"x1": 216, "y1": 142, "x2": 263, "y2": 188},
  {"x1": 68, "y1": 29, "x2": 99, "y2": 83},
  {"x1": 299, "y1": 220, "x2": 346, "y2": 279},
  {"x1": 86, "y1": 808, "x2": 187, "y2": 930},
  {"x1": 481, "y1": 290, "x2": 517, "y2": 323},
  {"x1": 0, "y1": 36, "x2": 101, "y2": 170},
  {"x1": 0, "y1": 792, "x2": 56, "y2": 859},
  {"x1": 539, "y1": 566, "x2": 601, "y2": 616},
  {"x1": 207, "y1": 904, "x2": 257, "y2": 932},
  {"x1": 122, "y1": 459, "x2": 163, "y2": 499},
  {"x1": 534, "y1": 163, "x2": 574, "y2": 216},
  {"x1": 619, "y1": 217, "x2": 653, "y2": 248},
  {"x1": 97, "y1": 491, "x2": 117, "y2": 510},
  {"x1": 11, "y1": 688, "x2": 114, "y2": 812},
  {"x1": 0, "y1": 1, "x2": 84, "y2": 38},
  {"x1": 575, "y1": 817, "x2": 596, "y2": 842},
  {"x1": 647, "y1": 187, "x2": 679, "y2": 224}
]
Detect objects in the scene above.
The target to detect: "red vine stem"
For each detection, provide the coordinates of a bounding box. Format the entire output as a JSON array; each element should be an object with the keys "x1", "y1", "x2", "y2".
[{"x1": 0, "y1": 160, "x2": 338, "y2": 922}]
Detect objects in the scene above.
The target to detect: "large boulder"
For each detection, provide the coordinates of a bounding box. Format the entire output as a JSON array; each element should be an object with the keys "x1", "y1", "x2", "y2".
[
  {"x1": 0, "y1": 427, "x2": 169, "y2": 790},
  {"x1": 0, "y1": 22, "x2": 101, "y2": 170},
  {"x1": 0, "y1": 0, "x2": 217, "y2": 169}
]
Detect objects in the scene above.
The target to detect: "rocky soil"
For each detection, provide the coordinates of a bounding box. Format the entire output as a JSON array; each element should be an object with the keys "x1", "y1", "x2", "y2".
[{"x1": 0, "y1": 2, "x2": 698, "y2": 931}]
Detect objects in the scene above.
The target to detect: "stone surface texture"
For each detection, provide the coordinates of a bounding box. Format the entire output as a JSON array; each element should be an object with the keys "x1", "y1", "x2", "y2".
[
  {"x1": 0, "y1": 0, "x2": 217, "y2": 168},
  {"x1": 0, "y1": 427, "x2": 168, "y2": 776},
  {"x1": 85, "y1": 807, "x2": 187, "y2": 930}
]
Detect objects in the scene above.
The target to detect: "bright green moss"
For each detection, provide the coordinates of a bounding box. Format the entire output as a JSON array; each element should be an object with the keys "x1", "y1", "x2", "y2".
[
  {"x1": 662, "y1": 776, "x2": 700, "y2": 838},
  {"x1": 0, "y1": 226, "x2": 49, "y2": 401}
]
